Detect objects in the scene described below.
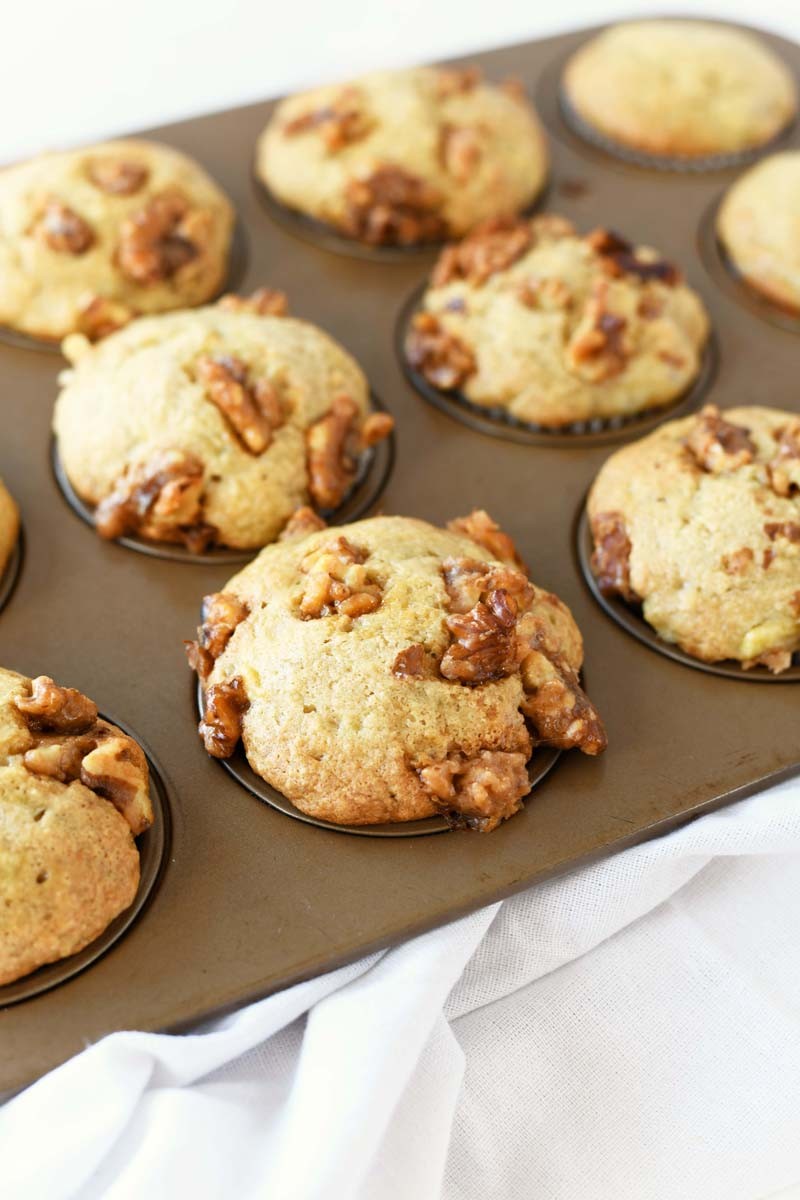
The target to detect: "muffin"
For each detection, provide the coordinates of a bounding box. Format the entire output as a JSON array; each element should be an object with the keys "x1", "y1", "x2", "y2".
[
  {"x1": 717, "y1": 152, "x2": 800, "y2": 314},
  {"x1": 563, "y1": 21, "x2": 797, "y2": 161},
  {"x1": 0, "y1": 477, "x2": 19, "y2": 580},
  {"x1": 187, "y1": 509, "x2": 607, "y2": 832},
  {"x1": 54, "y1": 295, "x2": 393, "y2": 552},
  {"x1": 255, "y1": 66, "x2": 548, "y2": 246},
  {"x1": 405, "y1": 215, "x2": 710, "y2": 428},
  {"x1": 0, "y1": 139, "x2": 234, "y2": 341},
  {"x1": 588, "y1": 405, "x2": 800, "y2": 672},
  {"x1": 0, "y1": 667, "x2": 153, "y2": 985}
]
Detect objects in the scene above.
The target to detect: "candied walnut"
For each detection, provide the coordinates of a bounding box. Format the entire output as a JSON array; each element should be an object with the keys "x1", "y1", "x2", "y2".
[
  {"x1": 431, "y1": 216, "x2": 532, "y2": 287},
  {"x1": 185, "y1": 591, "x2": 250, "y2": 682},
  {"x1": 36, "y1": 200, "x2": 94, "y2": 254},
  {"x1": 360, "y1": 412, "x2": 394, "y2": 449},
  {"x1": 405, "y1": 312, "x2": 476, "y2": 390},
  {"x1": 721, "y1": 547, "x2": 754, "y2": 575},
  {"x1": 217, "y1": 288, "x2": 289, "y2": 317},
  {"x1": 441, "y1": 588, "x2": 529, "y2": 684},
  {"x1": 764, "y1": 521, "x2": 800, "y2": 543},
  {"x1": 306, "y1": 396, "x2": 392, "y2": 510},
  {"x1": 199, "y1": 677, "x2": 249, "y2": 759},
  {"x1": 14, "y1": 677, "x2": 98, "y2": 734},
  {"x1": 768, "y1": 420, "x2": 800, "y2": 497},
  {"x1": 117, "y1": 191, "x2": 209, "y2": 284},
  {"x1": 298, "y1": 536, "x2": 382, "y2": 620},
  {"x1": 442, "y1": 557, "x2": 533, "y2": 615},
  {"x1": 342, "y1": 166, "x2": 447, "y2": 246},
  {"x1": 566, "y1": 281, "x2": 631, "y2": 382},
  {"x1": 520, "y1": 649, "x2": 607, "y2": 755},
  {"x1": 283, "y1": 87, "x2": 372, "y2": 152},
  {"x1": 87, "y1": 158, "x2": 148, "y2": 195},
  {"x1": 434, "y1": 67, "x2": 482, "y2": 99},
  {"x1": 280, "y1": 507, "x2": 328, "y2": 542},
  {"x1": 76, "y1": 294, "x2": 136, "y2": 340},
  {"x1": 585, "y1": 228, "x2": 679, "y2": 285},
  {"x1": 95, "y1": 448, "x2": 214, "y2": 550},
  {"x1": 447, "y1": 510, "x2": 528, "y2": 572},
  {"x1": 418, "y1": 749, "x2": 530, "y2": 832},
  {"x1": 516, "y1": 276, "x2": 572, "y2": 311},
  {"x1": 392, "y1": 644, "x2": 431, "y2": 679},
  {"x1": 590, "y1": 512, "x2": 637, "y2": 603},
  {"x1": 685, "y1": 405, "x2": 756, "y2": 474},
  {"x1": 197, "y1": 355, "x2": 284, "y2": 455},
  {"x1": 23, "y1": 735, "x2": 96, "y2": 784},
  {"x1": 439, "y1": 124, "x2": 483, "y2": 181},
  {"x1": 80, "y1": 733, "x2": 151, "y2": 835}
]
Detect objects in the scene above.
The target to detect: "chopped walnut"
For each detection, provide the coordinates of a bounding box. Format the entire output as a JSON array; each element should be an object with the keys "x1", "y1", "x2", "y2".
[
  {"x1": 14, "y1": 677, "x2": 98, "y2": 734},
  {"x1": 392, "y1": 644, "x2": 430, "y2": 679},
  {"x1": 185, "y1": 591, "x2": 250, "y2": 681},
  {"x1": 768, "y1": 419, "x2": 800, "y2": 497},
  {"x1": 685, "y1": 406, "x2": 756, "y2": 474},
  {"x1": 721, "y1": 547, "x2": 755, "y2": 575},
  {"x1": 441, "y1": 588, "x2": 530, "y2": 684},
  {"x1": 283, "y1": 86, "x2": 372, "y2": 152},
  {"x1": 199, "y1": 678, "x2": 249, "y2": 758},
  {"x1": 95, "y1": 448, "x2": 215, "y2": 550},
  {"x1": 586, "y1": 228, "x2": 680, "y2": 285},
  {"x1": 280, "y1": 507, "x2": 328, "y2": 542},
  {"x1": 405, "y1": 312, "x2": 476, "y2": 390},
  {"x1": 87, "y1": 158, "x2": 148, "y2": 195},
  {"x1": 566, "y1": 281, "x2": 631, "y2": 382},
  {"x1": 417, "y1": 749, "x2": 530, "y2": 832},
  {"x1": 197, "y1": 355, "x2": 284, "y2": 455},
  {"x1": 217, "y1": 288, "x2": 289, "y2": 317},
  {"x1": 516, "y1": 276, "x2": 572, "y2": 311},
  {"x1": 297, "y1": 536, "x2": 382, "y2": 619},
  {"x1": 76, "y1": 294, "x2": 137, "y2": 340},
  {"x1": 442, "y1": 557, "x2": 534, "y2": 615},
  {"x1": 117, "y1": 191, "x2": 209, "y2": 284},
  {"x1": 764, "y1": 522, "x2": 800, "y2": 543},
  {"x1": 360, "y1": 412, "x2": 395, "y2": 449},
  {"x1": 434, "y1": 67, "x2": 482, "y2": 99},
  {"x1": 343, "y1": 166, "x2": 447, "y2": 246},
  {"x1": 439, "y1": 124, "x2": 483, "y2": 181},
  {"x1": 80, "y1": 734, "x2": 152, "y2": 836},
  {"x1": 36, "y1": 200, "x2": 94, "y2": 254},
  {"x1": 520, "y1": 650, "x2": 607, "y2": 755},
  {"x1": 23, "y1": 735, "x2": 96, "y2": 784},
  {"x1": 447, "y1": 510, "x2": 528, "y2": 572},
  {"x1": 590, "y1": 512, "x2": 637, "y2": 603},
  {"x1": 306, "y1": 396, "x2": 393, "y2": 510},
  {"x1": 431, "y1": 216, "x2": 532, "y2": 287}
]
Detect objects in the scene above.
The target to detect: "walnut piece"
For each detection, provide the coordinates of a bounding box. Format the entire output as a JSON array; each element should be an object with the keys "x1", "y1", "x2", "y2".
[
  {"x1": 685, "y1": 405, "x2": 756, "y2": 474},
  {"x1": 280, "y1": 507, "x2": 328, "y2": 542},
  {"x1": 342, "y1": 166, "x2": 447, "y2": 246},
  {"x1": 306, "y1": 396, "x2": 393, "y2": 511},
  {"x1": 517, "y1": 276, "x2": 572, "y2": 311},
  {"x1": 431, "y1": 216, "x2": 532, "y2": 287},
  {"x1": 405, "y1": 312, "x2": 476, "y2": 390},
  {"x1": 298, "y1": 536, "x2": 382, "y2": 619},
  {"x1": 722, "y1": 547, "x2": 755, "y2": 575},
  {"x1": 185, "y1": 591, "x2": 250, "y2": 681},
  {"x1": 197, "y1": 354, "x2": 284, "y2": 455},
  {"x1": 590, "y1": 512, "x2": 637, "y2": 602},
  {"x1": 768, "y1": 419, "x2": 800, "y2": 497},
  {"x1": 441, "y1": 586, "x2": 531, "y2": 684},
  {"x1": 14, "y1": 677, "x2": 98, "y2": 733},
  {"x1": 392, "y1": 644, "x2": 430, "y2": 679},
  {"x1": 434, "y1": 67, "x2": 482, "y2": 99},
  {"x1": 520, "y1": 650, "x2": 607, "y2": 755},
  {"x1": 217, "y1": 288, "x2": 289, "y2": 317},
  {"x1": 439, "y1": 124, "x2": 483, "y2": 181},
  {"x1": 36, "y1": 201, "x2": 94, "y2": 254},
  {"x1": 585, "y1": 228, "x2": 680, "y2": 285},
  {"x1": 87, "y1": 158, "x2": 148, "y2": 195},
  {"x1": 447, "y1": 510, "x2": 528, "y2": 572},
  {"x1": 418, "y1": 749, "x2": 530, "y2": 832},
  {"x1": 442, "y1": 557, "x2": 534, "y2": 615},
  {"x1": 117, "y1": 191, "x2": 209, "y2": 284},
  {"x1": 566, "y1": 281, "x2": 631, "y2": 383},
  {"x1": 79, "y1": 734, "x2": 152, "y2": 836},
  {"x1": 95, "y1": 448, "x2": 215, "y2": 551},
  {"x1": 764, "y1": 522, "x2": 800, "y2": 543},
  {"x1": 283, "y1": 86, "x2": 373, "y2": 152},
  {"x1": 76, "y1": 294, "x2": 137, "y2": 340},
  {"x1": 199, "y1": 678, "x2": 249, "y2": 758}
]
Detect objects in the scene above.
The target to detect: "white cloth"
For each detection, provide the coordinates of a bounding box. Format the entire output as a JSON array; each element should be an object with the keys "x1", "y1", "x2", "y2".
[{"x1": 2, "y1": 778, "x2": 799, "y2": 1200}]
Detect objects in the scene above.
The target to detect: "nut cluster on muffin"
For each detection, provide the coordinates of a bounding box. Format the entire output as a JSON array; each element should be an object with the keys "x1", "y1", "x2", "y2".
[
  {"x1": 0, "y1": 139, "x2": 235, "y2": 341},
  {"x1": 186, "y1": 510, "x2": 607, "y2": 832},
  {"x1": 406, "y1": 215, "x2": 710, "y2": 427},
  {"x1": 53, "y1": 292, "x2": 394, "y2": 552},
  {"x1": 0, "y1": 477, "x2": 19, "y2": 581},
  {"x1": 0, "y1": 667, "x2": 153, "y2": 985},
  {"x1": 256, "y1": 66, "x2": 548, "y2": 246},
  {"x1": 588, "y1": 405, "x2": 800, "y2": 672},
  {"x1": 563, "y1": 20, "x2": 797, "y2": 161}
]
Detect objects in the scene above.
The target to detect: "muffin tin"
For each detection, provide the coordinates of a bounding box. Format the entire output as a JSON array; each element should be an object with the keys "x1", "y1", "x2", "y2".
[{"x1": 1, "y1": 20, "x2": 799, "y2": 1096}]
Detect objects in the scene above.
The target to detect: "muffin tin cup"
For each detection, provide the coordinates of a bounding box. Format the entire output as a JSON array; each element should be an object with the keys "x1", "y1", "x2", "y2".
[
  {"x1": 396, "y1": 282, "x2": 718, "y2": 447},
  {"x1": 0, "y1": 720, "x2": 171, "y2": 1007},
  {"x1": 50, "y1": 392, "x2": 395, "y2": 565},
  {"x1": 576, "y1": 504, "x2": 800, "y2": 683},
  {"x1": 196, "y1": 681, "x2": 561, "y2": 836},
  {"x1": 0, "y1": 528, "x2": 23, "y2": 615},
  {"x1": 0, "y1": 218, "x2": 251, "y2": 356}
]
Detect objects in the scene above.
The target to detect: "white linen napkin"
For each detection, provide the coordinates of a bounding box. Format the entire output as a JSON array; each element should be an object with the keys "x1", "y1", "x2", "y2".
[{"x1": 2, "y1": 777, "x2": 799, "y2": 1200}]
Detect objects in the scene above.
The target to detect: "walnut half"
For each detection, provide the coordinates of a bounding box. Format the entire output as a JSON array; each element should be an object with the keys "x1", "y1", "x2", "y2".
[
  {"x1": 197, "y1": 355, "x2": 285, "y2": 455},
  {"x1": 418, "y1": 749, "x2": 531, "y2": 832},
  {"x1": 117, "y1": 190, "x2": 210, "y2": 284},
  {"x1": 14, "y1": 677, "x2": 98, "y2": 733},
  {"x1": 185, "y1": 591, "x2": 250, "y2": 681},
  {"x1": 199, "y1": 677, "x2": 249, "y2": 758},
  {"x1": 95, "y1": 448, "x2": 216, "y2": 552},
  {"x1": 342, "y1": 166, "x2": 447, "y2": 246}
]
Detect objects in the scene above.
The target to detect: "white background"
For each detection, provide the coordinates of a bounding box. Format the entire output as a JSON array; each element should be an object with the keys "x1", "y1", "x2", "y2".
[{"x1": 3, "y1": 0, "x2": 800, "y2": 163}]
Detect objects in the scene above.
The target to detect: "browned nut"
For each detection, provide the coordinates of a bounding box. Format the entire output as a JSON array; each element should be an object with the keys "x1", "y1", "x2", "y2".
[
  {"x1": 36, "y1": 201, "x2": 94, "y2": 254},
  {"x1": 117, "y1": 190, "x2": 209, "y2": 284},
  {"x1": 87, "y1": 158, "x2": 149, "y2": 195},
  {"x1": 218, "y1": 288, "x2": 289, "y2": 316},
  {"x1": 405, "y1": 312, "x2": 476, "y2": 391},
  {"x1": 768, "y1": 419, "x2": 800, "y2": 497},
  {"x1": 431, "y1": 215, "x2": 532, "y2": 287},
  {"x1": 306, "y1": 395, "x2": 361, "y2": 510},
  {"x1": 283, "y1": 86, "x2": 373, "y2": 152},
  {"x1": 280, "y1": 507, "x2": 328, "y2": 542},
  {"x1": 80, "y1": 733, "x2": 153, "y2": 835},
  {"x1": 685, "y1": 405, "x2": 756, "y2": 474},
  {"x1": 585, "y1": 227, "x2": 679, "y2": 285},
  {"x1": 197, "y1": 355, "x2": 283, "y2": 455},
  {"x1": 439, "y1": 124, "x2": 483, "y2": 181},
  {"x1": 418, "y1": 749, "x2": 530, "y2": 832},
  {"x1": 342, "y1": 166, "x2": 447, "y2": 246},
  {"x1": 447, "y1": 510, "x2": 528, "y2": 573},
  {"x1": 441, "y1": 588, "x2": 530, "y2": 684},
  {"x1": 14, "y1": 677, "x2": 98, "y2": 734},
  {"x1": 566, "y1": 281, "x2": 631, "y2": 383},
  {"x1": 199, "y1": 677, "x2": 249, "y2": 758},
  {"x1": 297, "y1": 536, "x2": 382, "y2": 619},
  {"x1": 590, "y1": 512, "x2": 638, "y2": 603},
  {"x1": 95, "y1": 448, "x2": 213, "y2": 550},
  {"x1": 76, "y1": 294, "x2": 137, "y2": 341},
  {"x1": 520, "y1": 651, "x2": 607, "y2": 756},
  {"x1": 186, "y1": 591, "x2": 250, "y2": 681}
]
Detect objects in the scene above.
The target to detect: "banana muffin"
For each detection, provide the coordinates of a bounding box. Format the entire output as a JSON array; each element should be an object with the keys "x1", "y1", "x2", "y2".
[
  {"x1": 717, "y1": 152, "x2": 800, "y2": 314},
  {"x1": 187, "y1": 510, "x2": 607, "y2": 831},
  {"x1": 255, "y1": 66, "x2": 548, "y2": 246},
  {"x1": 0, "y1": 667, "x2": 153, "y2": 985},
  {"x1": 0, "y1": 477, "x2": 19, "y2": 580},
  {"x1": 588, "y1": 405, "x2": 800, "y2": 672},
  {"x1": 54, "y1": 296, "x2": 393, "y2": 552},
  {"x1": 563, "y1": 21, "x2": 797, "y2": 160},
  {"x1": 405, "y1": 215, "x2": 710, "y2": 427},
  {"x1": 0, "y1": 139, "x2": 234, "y2": 341}
]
